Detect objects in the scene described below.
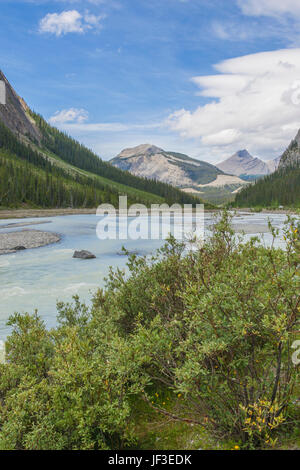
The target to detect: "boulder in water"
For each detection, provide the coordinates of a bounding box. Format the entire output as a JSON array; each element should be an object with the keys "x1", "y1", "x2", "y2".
[{"x1": 73, "y1": 250, "x2": 96, "y2": 260}]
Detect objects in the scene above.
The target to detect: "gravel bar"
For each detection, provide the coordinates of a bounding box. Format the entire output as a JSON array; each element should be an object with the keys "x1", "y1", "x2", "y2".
[{"x1": 0, "y1": 229, "x2": 61, "y2": 255}]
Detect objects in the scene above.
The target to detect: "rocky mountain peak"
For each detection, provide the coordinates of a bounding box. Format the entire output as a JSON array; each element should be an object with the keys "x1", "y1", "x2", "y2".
[
  {"x1": 0, "y1": 70, "x2": 41, "y2": 144},
  {"x1": 117, "y1": 144, "x2": 164, "y2": 159},
  {"x1": 279, "y1": 129, "x2": 300, "y2": 168},
  {"x1": 110, "y1": 144, "x2": 245, "y2": 192},
  {"x1": 294, "y1": 129, "x2": 300, "y2": 145},
  {"x1": 217, "y1": 149, "x2": 272, "y2": 176},
  {"x1": 235, "y1": 149, "x2": 252, "y2": 159}
]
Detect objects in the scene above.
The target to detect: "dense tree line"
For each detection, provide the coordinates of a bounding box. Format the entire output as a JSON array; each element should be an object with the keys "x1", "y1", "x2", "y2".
[
  {"x1": 31, "y1": 111, "x2": 198, "y2": 206},
  {"x1": 234, "y1": 165, "x2": 300, "y2": 208},
  {"x1": 0, "y1": 153, "x2": 121, "y2": 208},
  {"x1": 0, "y1": 121, "x2": 53, "y2": 172},
  {"x1": 0, "y1": 119, "x2": 165, "y2": 207},
  {"x1": 0, "y1": 121, "x2": 176, "y2": 208}
]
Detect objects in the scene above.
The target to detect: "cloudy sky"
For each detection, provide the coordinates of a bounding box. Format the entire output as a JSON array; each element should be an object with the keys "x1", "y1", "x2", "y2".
[{"x1": 2, "y1": 0, "x2": 300, "y2": 163}]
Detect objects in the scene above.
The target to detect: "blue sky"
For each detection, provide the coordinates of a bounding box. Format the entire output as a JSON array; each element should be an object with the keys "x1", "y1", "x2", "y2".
[{"x1": 1, "y1": 0, "x2": 300, "y2": 162}]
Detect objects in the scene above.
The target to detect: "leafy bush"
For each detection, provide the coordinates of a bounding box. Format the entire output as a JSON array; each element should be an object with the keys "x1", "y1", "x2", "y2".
[
  {"x1": 94, "y1": 212, "x2": 300, "y2": 448},
  {"x1": 0, "y1": 212, "x2": 299, "y2": 449},
  {"x1": 0, "y1": 305, "x2": 135, "y2": 450}
]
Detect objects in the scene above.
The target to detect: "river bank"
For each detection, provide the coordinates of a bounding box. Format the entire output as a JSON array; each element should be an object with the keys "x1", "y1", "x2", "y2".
[
  {"x1": 0, "y1": 208, "x2": 98, "y2": 220},
  {"x1": 0, "y1": 207, "x2": 216, "y2": 219},
  {"x1": 0, "y1": 207, "x2": 299, "y2": 220},
  {"x1": 233, "y1": 207, "x2": 299, "y2": 215}
]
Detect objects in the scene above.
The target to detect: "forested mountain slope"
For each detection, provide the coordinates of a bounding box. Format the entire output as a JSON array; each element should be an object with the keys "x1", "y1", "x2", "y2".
[
  {"x1": 0, "y1": 71, "x2": 199, "y2": 208},
  {"x1": 234, "y1": 165, "x2": 300, "y2": 208},
  {"x1": 0, "y1": 119, "x2": 165, "y2": 208},
  {"x1": 234, "y1": 130, "x2": 300, "y2": 208}
]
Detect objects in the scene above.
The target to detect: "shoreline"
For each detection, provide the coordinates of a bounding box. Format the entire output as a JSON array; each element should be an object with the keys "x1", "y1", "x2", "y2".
[
  {"x1": 0, "y1": 207, "x2": 298, "y2": 221},
  {"x1": 234, "y1": 208, "x2": 299, "y2": 215},
  {"x1": 0, "y1": 207, "x2": 217, "y2": 220},
  {"x1": 0, "y1": 208, "x2": 98, "y2": 220}
]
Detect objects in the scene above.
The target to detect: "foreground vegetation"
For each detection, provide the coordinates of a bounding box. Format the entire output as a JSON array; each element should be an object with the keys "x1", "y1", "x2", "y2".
[{"x1": 0, "y1": 213, "x2": 299, "y2": 450}]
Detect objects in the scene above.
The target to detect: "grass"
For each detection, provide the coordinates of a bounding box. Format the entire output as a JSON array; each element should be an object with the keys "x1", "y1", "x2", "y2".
[
  {"x1": 131, "y1": 397, "x2": 214, "y2": 450},
  {"x1": 130, "y1": 375, "x2": 300, "y2": 450},
  {"x1": 130, "y1": 393, "x2": 300, "y2": 450},
  {"x1": 131, "y1": 396, "x2": 244, "y2": 450},
  {"x1": 31, "y1": 143, "x2": 166, "y2": 205},
  {"x1": 0, "y1": 146, "x2": 166, "y2": 209}
]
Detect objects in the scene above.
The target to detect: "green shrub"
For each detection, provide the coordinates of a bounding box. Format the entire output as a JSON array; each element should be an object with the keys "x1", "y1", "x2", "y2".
[
  {"x1": 95, "y1": 212, "x2": 299, "y2": 448},
  {"x1": 0, "y1": 305, "x2": 135, "y2": 450},
  {"x1": 0, "y1": 212, "x2": 298, "y2": 449}
]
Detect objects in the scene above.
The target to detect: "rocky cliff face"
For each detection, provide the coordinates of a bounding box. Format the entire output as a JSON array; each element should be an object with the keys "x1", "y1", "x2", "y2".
[
  {"x1": 216, "y1": 149, "x2": 273, "y2": 177},
  {"x1": 110, "y1": 144, "x2": 226, "y2": 188},
  {"x1": 0, "y1": 70, "x2": 41, "y2": 144},
  {"x1": 279, "y1": 129, "x2": 300, "y2": 168}
]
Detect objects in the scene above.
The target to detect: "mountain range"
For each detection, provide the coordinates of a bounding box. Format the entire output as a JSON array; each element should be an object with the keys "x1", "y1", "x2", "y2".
[
  {"x1": 0, "y1": 71, "x2": 198, "y2": 209},
  {"x1": 0, "y1": 69, "x2": 297, "y2": 210},
  {"x1": 110, "y1": 144, "x2": 248, "y2": 204},
  {"x1": 111, "y1": 144, "x2": 231, "y2": 186},
  {"x1": 110, "y1": 145, "x2": 281, "y2": 204},
  {"x1": 216, "y1": 149, "x2": 280, "y2": 178}
]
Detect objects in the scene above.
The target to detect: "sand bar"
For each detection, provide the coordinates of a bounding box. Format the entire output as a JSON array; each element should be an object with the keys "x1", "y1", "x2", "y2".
[{"x1": 0, "y1": 229, "x2": 60, "y2": 255}]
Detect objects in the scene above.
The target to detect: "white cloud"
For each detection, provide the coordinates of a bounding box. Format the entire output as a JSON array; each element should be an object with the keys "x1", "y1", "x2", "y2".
[
  {"x1": 48, "y1": 112, "x2": 161, "y2": 133},
  {"x1": 60, "y1": 122, "x2": 161, "y2": 132},
  {"x1": 49, "y1": 108, "x2": 89, "y2": 124},
  {"x1": 212, "y1": 2, "x2": 300, "y2": 45},
  {"x1": 167, "y1": 49, "x2": 300, "y2": 159},
  {"x1": 64, "y1": 122, "x2": 130, "y2": 132},
  {"x1": 202, "y1": 129, "x2": 242, "y2": 146},
  {"x1": 39, "y1": 10, "x2": 105, "y2": 37},
  {"x1": 211, "y1": 22, "x2": 231, "y2": 40},
  {"x1": 238, "y1": 0, "x2": 300, "y2": 18},
  {"x1": 210, "y1": 19, "x2": 280, "y2": 43},
  {"x1": 211, "y1": 22, "x2": 251, "y2": 41}
]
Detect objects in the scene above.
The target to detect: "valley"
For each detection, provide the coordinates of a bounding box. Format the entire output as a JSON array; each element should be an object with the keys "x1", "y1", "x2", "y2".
[{"x1": 0, "y1": 0, "x2": 300, "y2": 453}]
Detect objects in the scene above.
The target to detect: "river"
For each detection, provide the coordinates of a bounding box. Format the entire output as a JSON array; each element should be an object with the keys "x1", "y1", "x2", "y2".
[{"x1": 0, "y1": 211, "x2": 296, "y2": 340}]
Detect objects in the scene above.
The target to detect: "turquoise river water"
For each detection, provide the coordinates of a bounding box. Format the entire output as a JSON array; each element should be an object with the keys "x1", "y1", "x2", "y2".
[{"x1": 0, "y1": 211, "x2": 296, "y2": 340}]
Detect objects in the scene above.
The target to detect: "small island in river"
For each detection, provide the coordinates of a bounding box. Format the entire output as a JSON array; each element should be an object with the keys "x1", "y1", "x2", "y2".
[{"x1": 0, "y1": 229, "x2": 61, "y2": 255}]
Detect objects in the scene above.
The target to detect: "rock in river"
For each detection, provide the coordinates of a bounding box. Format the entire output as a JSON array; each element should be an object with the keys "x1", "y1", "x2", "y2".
[{"x1": 73, "y1": 250, "x2": 96, "y2": 260}]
